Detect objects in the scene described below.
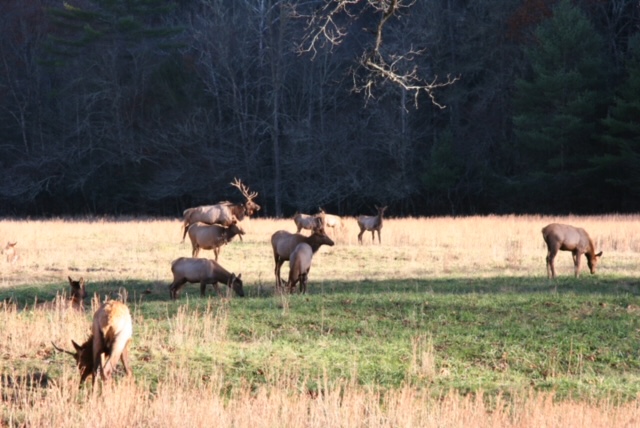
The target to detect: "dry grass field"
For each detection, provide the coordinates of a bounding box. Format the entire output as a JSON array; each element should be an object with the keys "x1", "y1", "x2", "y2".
[{"x1": 1, "y1": 215, "x2": 639, "y2": 427}]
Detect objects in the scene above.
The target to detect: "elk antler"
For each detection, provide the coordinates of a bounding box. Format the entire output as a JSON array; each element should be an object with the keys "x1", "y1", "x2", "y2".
[
  {"x1": 51, "y1": 341, "x2": 75, "y2": 356},
  {"x1": 230, "y1": 178, "x2": 258, "y2": 201}
]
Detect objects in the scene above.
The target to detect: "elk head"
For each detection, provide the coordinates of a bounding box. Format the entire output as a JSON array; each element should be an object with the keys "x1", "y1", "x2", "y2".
[
  {"x1": 52, "y1": 340, "x2": 94, "y2": 384},
  {"x1": 231, "y1": 178, "x2": 260, "y2": 216}
]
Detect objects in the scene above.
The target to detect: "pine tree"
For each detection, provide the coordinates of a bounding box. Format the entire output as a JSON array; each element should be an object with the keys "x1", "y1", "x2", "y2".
[{"x1": 512, "y1": 0, "x2": 608, "y2": 207}]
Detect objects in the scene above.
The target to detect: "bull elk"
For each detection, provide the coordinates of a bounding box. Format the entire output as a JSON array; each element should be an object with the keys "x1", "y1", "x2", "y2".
[
  {"x1": 357, "y1": 205, "x2": 387, "y2": 244},
  {"x1": 542, "y1": 223, "x2": 603, "y2": 279},
  {"x1": 169, "y1": 257, "x2": 244, "y2": 299},
  {"x1": 187, "y1": 222, "x2": 245, "y2": 260},
  {"x1": 181, "y1": 178, "x2": 260, "y2": 242},
  {"x1": 52, "y1": 300, "x2": 133, "y2": 386},
  {"x1": 286, "y1": 243, "x2": 313, "y2": 294},
  {"x1": 3, "y1": 241, "x2": 19, "y2": 264},
  {"x1": 271, "y1": 225, "x2": 334, "y2": 290}
]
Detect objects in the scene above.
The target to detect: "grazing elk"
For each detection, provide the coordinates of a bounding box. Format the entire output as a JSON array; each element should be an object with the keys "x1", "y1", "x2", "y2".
[
  {"x1": 293, "y1": 212, "x2": 323, "y2": 234},
  {"x1": 357, "y1": 205, "x2": 387, "y2": 244},
  {"x1": 187, "y1": 222, "x2": 245, "y2": 260},
  {"x1": 3, "y1": 241, "x2": 19, "y2": 263},
  {"x1": 542, "y1": 223, "x2": 603, "y2": 279},
  {"x1": 271, "y1": 226, "x2": 334, "y2": 290},
  {"x1": 52, "y1": 300, "x2": 133, "y2": 385},
  {"x1": 318, "y1": 208, "x2": 343, "y2": 237},
  {"x1": 169, "y1": 257, "x2": 244, "y2": 299},
  {"x1": 181, "y1": 178, "x2": 260, "y2": 242},
  {"x1": 286, "y1": 243, "x2": 313, "y2": 294}
]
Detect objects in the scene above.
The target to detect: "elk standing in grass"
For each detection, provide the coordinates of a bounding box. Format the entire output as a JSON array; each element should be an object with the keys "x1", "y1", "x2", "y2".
[
  {"x1": 542, "y1": 223, "x2": 603, "y2": 279},
  {"x1": 286, "y1": 243, "x2": 313, "y2": 294},
  {"x1": 318, "y1": 208, "x2": 343, "y2": 238},
  {"x1": 271, "y1": 225, "x2": 334, "y2": 290},
  {"x1": 3, "y1": 241, "x2": 19, "y2": 263},
  {"x1": 53, "y1": 300, "x2": 133, "y2": 385},
  {"x1": 187, "y1": 222, "x2": 245, "y2": 260},
  {"x1": 357, "y1": 205, "x2": 387, "y2": 244},
  {"x1": 181, "y1": 178, "x2": 260, "y2": 242},
  {"x1": 293, "y1": 212, "x2": 323, "y2": 234},
  {"x1": 169, "y1": 257, "x2": 244, "y2": 299}
]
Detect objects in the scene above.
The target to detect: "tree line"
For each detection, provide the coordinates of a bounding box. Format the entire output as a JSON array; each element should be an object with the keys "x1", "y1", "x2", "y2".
[{"x1": 0, "y1": 0, "x2": 638, "y2": 218}]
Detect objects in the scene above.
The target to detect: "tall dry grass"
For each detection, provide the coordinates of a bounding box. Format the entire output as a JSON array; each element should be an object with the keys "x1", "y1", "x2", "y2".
[{"x1": 1, "y1": 215, "x2": 640, "y2": 427}]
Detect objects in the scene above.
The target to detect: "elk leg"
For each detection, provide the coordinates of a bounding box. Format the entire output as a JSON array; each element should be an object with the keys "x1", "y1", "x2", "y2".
[
  {"x1": 214, "y1": 247, "x2": 220, "y2": 261},
  {"x1": 169, "y1": 279, "x2": 188, "y2": 299},
  {"x1": 546, "y1": 248, "x2": 557, "y2": 279},
  {"x1": 200, "y1": 281, "x2": 208, "y2": 297},
  {"x1": 573, "y1": 251, "x2": 581, "y2": 277},
  {"x1": 120, "y1": 341, "x2": 132, "y2": 377},
  {"x1": 357, "y1": 228, "x2": 365, "y2": 244},
  {"x1": 192, "y1": 245, "x2": 199, "y2": 257},
  {"x1": 370, "y1": 230, "x2": 375, "y2": 243},
  {"x1": 275, "y1": 259, "x2": 285, "y2": 289}
]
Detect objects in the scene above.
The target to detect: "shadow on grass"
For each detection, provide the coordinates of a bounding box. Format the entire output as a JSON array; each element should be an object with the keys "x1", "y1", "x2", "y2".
[{"x1": 2, "y1": 275, "x2": 638, "y2": 309}]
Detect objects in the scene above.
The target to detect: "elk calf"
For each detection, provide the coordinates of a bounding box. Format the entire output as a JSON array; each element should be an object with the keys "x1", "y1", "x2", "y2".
[
  {"x1": 286, "y1": 243, "x2": 313, "y2": 294},
  {"x1": 3, "y1": 241, "x2": 19, "y2": 263},
  {"x1": 169, "y1": 257, "x2": 244, "y2": 299},
  {"x1": 542, "y1": 223, "x2": 603, "y2": 279},
  {"x1": 357, "y1": 205, "x2": 387, "y2": 244},
  {"x1": 187, "y1": 222, "x2": 245, "y2": 260},
  {"x1": 53, "y1": 300, "x2": 133, "y2": 385}
]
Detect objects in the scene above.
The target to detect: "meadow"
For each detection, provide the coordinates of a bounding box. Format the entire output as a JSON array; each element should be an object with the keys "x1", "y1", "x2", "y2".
[{"x1": 0, "y1": 215, "x2": 639, "y2": 427}]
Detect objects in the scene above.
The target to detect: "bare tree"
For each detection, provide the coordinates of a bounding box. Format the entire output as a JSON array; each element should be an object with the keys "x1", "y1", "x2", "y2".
[{"x1": 296, "y1": 0, "x2": 458, "y2": 107}]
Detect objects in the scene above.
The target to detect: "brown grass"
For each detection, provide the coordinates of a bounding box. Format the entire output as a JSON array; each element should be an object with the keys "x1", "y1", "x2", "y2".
[{"x1": 1, "y1": 215, "x2": 640, "y2": 427}]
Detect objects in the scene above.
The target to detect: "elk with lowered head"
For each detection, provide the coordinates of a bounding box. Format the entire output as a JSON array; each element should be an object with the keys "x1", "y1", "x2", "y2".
[
  {"x1": 53, "y1": 300, "x2": 133, "y2": 386},
  {"x1": 181, "y1": 178, "x2": 260, "y2": 242},
  {"x1": 169, "y1": 257, "x2": 244, "y2": 299},
  {"x1": 271, "y1": 224, "x2": 334, "y2": 290},
  {"x1": 318, "y1": 208, "x2": 343, "y2": 235},
  {"x1": 542, "y1": 223, "x2": 603, "y2": 279},
  {"x1": 293, "y1": 211, "x2": 323, "y2": 234},
  {"x1": 187, "y1": 222, "x2": 245, "y2": 260},
  {"x1": 357, "y1": 205, "x2": 387, "y2": 244}
]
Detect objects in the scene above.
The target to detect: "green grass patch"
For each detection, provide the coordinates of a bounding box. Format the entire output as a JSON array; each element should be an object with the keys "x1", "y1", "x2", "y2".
[{"x1": 2, "y1": 275, "x2": 639, "y2": 401}]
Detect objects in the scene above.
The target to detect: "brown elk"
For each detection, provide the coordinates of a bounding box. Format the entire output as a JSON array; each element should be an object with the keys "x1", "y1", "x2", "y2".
[
  {"x1": 187, "y1": 222, "x2": 245, "y2": 260},
  {"x1": 542, "y1": 223, "x2": 603, "y2": 279},
  {"x1": 357, "y1": 205, "x2": 387, "y2": 244},
  {"x1": 271, "y1": 225, "x2": 334, "y2": 290},
  {"x1": 52, "y1": 300, "x2": 133, "y2": 385},
  {"x1": 3, "y1": 241, "x2": 19, "y2": 263},
  {"x1": 33, "y1": 276, "x2": 87, "y2": 311},
  {"x1": 293, "y1": 212, "x2": 323, "y2": 234},
  {"x1": 169, "y1": 257, "x2": 244, "y2": 299},
  {"x1": 180, "y1": 178, "x2": 260, "y2": 242},
  {"x1": 286, "y1": 243, "x2": 313, "y2": 294},
  {"x1": 318, "y1": 208, "x2": 343, "y2": 237}
]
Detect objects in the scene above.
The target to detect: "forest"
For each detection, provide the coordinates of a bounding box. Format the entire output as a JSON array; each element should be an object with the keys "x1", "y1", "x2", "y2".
[{"x1": 0, "y1": 0, "x2": 639, "y2": 217}]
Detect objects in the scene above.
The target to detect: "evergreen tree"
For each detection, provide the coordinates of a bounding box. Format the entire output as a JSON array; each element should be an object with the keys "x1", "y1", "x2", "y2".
[
  {"x1": 512, "y1": 0, "x2": 608, "y2": 211},
  {"x1": 594, "y1": 34, "x2": 640, "y2": 210}
]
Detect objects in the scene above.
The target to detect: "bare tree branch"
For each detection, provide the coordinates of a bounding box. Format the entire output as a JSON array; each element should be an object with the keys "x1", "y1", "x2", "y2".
[{"x1": 295, "y1": 0, "x2": 459, "y2": 108}]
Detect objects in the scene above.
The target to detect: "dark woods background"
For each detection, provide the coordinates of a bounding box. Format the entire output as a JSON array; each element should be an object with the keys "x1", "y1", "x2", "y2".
[{"x1": 1, "y1": 0, "x2": 639, "y2": 218}]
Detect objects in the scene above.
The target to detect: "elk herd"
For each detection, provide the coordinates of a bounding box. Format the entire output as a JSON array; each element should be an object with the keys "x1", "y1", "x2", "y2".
[{"x1": 2, "y1": 178, "x2": 606, "y2": 389}]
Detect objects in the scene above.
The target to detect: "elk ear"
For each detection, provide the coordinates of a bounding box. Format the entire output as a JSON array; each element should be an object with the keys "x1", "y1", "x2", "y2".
[
  {"x1": 237, "y1": 274, "x2": 242, "y2": 280},
  {"x1": 68, "y1": 276, "x2": 73, "y2": 285},
  {"x1": 72, "y1": 340, "x2": 82, "y2": 352},
  {"x1": 596, "y1": 251, "x2": 603, "y2": 257},
  {"x1": 79, "y1": 277, "x2": 85, "y2": 288}
]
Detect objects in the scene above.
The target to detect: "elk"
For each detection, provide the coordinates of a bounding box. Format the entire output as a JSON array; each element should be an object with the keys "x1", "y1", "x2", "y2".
[
  {"x1": 3, "y1": 241, "x2": 19, "y2": 263},
  {"x1": 318, "y1": 208, "x2": 343, "y2": 237},
  {"x1": 293, "y1": 212, "x2": 323, "y2": 234},
  {"x1": 542, "y1": 223, "x2": 603, "y2": 279},
  {"x1": 286, "y1": 243, "x2": 313, "y2": 294},
  {"x1": 187, "y1": 222, "x2": 245, "y2": 260},
  {"x1": 357, "y1": 205, "x2": 387, "y2": 244},
  {"x1": 181, "y1": 178, "x2": 260, "y2": 242},
  {"x1": 33, "y1": 276, "x2": 87, "y2": 311},
  {"x1": 271, "y1": 225, "x2": 334, "y2": 290},
  {"x1": 52, "y1": 300, "x2": 133, "y2": 385},
  {"x1": 169, "y1": 257, "x2": 244, "y2": 299}
]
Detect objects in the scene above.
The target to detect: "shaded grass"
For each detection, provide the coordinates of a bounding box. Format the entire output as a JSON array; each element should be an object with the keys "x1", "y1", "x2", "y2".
[{"x1": 2, "y1": 274, "x2": 639, "y2": 402}]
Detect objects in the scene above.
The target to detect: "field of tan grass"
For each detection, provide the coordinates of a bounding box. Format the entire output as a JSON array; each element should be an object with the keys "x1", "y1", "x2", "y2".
[
  {"x1": 1, "y1": 215, "x2": 639, "y2": 427},
  {"x1": 1, "y1": 214, "x2": 639, "y2": 287}
]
